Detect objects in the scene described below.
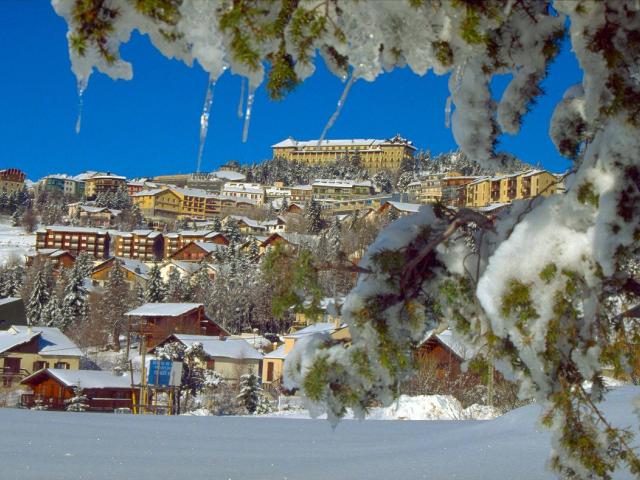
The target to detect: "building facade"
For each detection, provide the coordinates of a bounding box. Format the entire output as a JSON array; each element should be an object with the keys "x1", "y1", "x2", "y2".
[
  {"x1": 36, "y1": 226, "x2": 110, "y2": 258},
  {"x1": 0, "y1": 169, "x2": 26, "y2": 195},
  {"x1": 85, "y1": 174, "x2": 127, "y2": 199},
  {"x1": 272, "y1": 135, "x2": 416, "y2": 171}
]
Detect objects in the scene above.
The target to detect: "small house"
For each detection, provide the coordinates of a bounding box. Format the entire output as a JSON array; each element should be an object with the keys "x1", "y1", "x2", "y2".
[
  {"x1": 416, "y1": 329, "x2": 476, "y2": 379},
  {"x1": 20, "y1": 368, "x2": 135, "y2": 411},
  {"x1": 125, "y1": 303, "x2": 229, "y2": 349},
  {"x1": 0, "y1": 326, "x2": 82, "y2": 388},
  {"x1": 154, "y1": 334, "x2": 262, "y2": 382}
]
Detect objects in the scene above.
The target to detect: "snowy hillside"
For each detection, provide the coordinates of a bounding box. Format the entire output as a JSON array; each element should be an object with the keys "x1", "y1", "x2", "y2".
[
  {"x1": 2, "y1": 386, "x2": 638, "y2": 480},
  {"x1": 0, "y1": 216, "x2": 34, "y2": 265}
]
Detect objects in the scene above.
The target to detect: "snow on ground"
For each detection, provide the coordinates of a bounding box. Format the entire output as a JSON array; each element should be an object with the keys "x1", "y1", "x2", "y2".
[
  {"x1": 265, "y1": 394, "x2": 499, "y2": 421},
  {"x1": 0, "y1": 217, "x2": 34, "y2": 265},
  {"x1": 1, "y1": 386, "x2": 639, "y2": 480}
]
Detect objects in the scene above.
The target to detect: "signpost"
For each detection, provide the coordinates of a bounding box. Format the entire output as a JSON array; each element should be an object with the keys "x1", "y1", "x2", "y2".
[{"x1": 147, "y1": 360, "x2": 183, "y2": 387}]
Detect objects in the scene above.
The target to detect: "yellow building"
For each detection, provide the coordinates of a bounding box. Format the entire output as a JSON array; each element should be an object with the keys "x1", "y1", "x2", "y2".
[
  {"x1": 0, "y1": 326, "x2": 82, "y2": 390},
  {"x1": 0, "y1": 169, "x2": 26, "y2": 195},
  {"x1": 272, "y1": 135, "x2": 416, "y2": 171},
  {"x1": 84, "y1": 173, "x2": 127, "y2": 199},
  {"x1": 465, "y1": 170, "x2": 559, "y2": 208}
]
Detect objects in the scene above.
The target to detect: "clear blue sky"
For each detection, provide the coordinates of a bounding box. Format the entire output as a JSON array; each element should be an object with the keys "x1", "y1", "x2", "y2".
[{"x1": 1, "y1": 1, "x2": 581, "y2": 180}]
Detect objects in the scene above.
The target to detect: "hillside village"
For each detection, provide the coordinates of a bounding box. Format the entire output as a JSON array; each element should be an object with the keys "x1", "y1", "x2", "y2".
[{"x1": 0, "y1": 136, "x2": 563, "y2": 416}]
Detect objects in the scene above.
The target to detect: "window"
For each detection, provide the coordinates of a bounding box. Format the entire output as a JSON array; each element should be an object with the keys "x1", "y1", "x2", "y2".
[
  {"x1": 32, "y1": 361, "x2": 49, "y2": 371},
  {"x1": 54, "y1": 362, "x2": 70, "y2": 369}
]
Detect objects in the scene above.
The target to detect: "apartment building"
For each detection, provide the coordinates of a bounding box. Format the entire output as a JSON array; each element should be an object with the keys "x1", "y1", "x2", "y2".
[
  {"x1": 289, "y1": 185, "x2": 313, "y2": 202},
  {"x1": 221, "y1": 182, "x2": 266, "y2": 204},
  {"x1": 36, "y1": 226, "x2": 110, "y2": 259},
  {"x1": 0, "y1": 169, "x2": 26, "y2": 195},
  {"x1": 272, "y1": 134, "x2": 416, "y2": 171},
  {"x1": 113, "y1": 230, "x2": 164, "y2": 261},
  {"x1": 85, "y1": 174, "x2": 127, "y2": 199},
  {"x1": 312, "y1": 179, "x2": 375, "y2": 200},
  {"x1": 465, "y1": 170, "x2": 559, "y2": 208}
]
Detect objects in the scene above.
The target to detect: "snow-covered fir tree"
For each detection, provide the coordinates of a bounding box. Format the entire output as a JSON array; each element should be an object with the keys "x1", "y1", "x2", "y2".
[
  {"x1": 65, "y1": 383, "x2": 89, "y2": 412},
  {"x1": 237, "y1": 373, "x2": 260, "y2": 414},
  {"x1": 60, "y1": 262, "x2": 88, "y2": 330},
  {"x1": 103, "y1": 260, "x2": 131, "y2": 350},
  {"x1": 40, "y1": 295, "x2": 63, "y2": 328},
  {"x1": 145, "y1": 264, "x2": 166, "y2": 303},
  {"x1": 26, "y1": 268, "x2": 51, "y2": 326},
  {"x1": 165, "y1": 267, "x2": 189, "y2": 302},
  {"x1": 304, "y1": 199, "x2": 322, "y2": 235}
]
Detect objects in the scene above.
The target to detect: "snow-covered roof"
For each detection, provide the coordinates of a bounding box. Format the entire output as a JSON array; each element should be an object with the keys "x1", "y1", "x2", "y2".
[
  {"x1": 222, "y1": 185, "x2": 264, "y2": 195},
  {"x1": 290, "y1": 185, "x2": 313, "y2": 190},
  {"x1": 115, "y1": 258, "x2": 151, "y2": 278},
  {"x1": 422, "y1": 329, "x2": 477, "y2": 361},
  {"x1": 171, "y1": 335, "x2": 263, "y2": 360},
  {"x1": 385, "y1": 201, "x2": 421, "y2": 213},
  {"x1": 210, "y1": 170, "x2": 246, "y2": 181},
  {"x1": 0, "y1": 326, "x2": 83, "y2": 357},
  {"x1": 125, "y1": 303, "x2": 203, "y2": 317},
  {"x1": 22, "y1": 369, "x2": 135, "y2": 389},
  {"x1": 272, "y1": 136, "x2": 416, "y2": 149},
  {"x1": 0, "y1": 297, "x2": 20, "y2": 307},
  {"x1": 38, "y1": 226, "x2": 108, "y2": 235},
  {"x1": 312, "y1": 179, "x2": 373, "y2": 188},
  {"x1": 88, "y1": 174, "x2": 127, "y2": 180},
  {"x1": 167, "y1": 260, "x2": 215, "y2": 275},
  {"x1": 286, "y1": 322, "x2": 337, "y2": 338},
  {"x1": 132, "y1": 229, "x2": 162, "y2": 238},
  {"x1": 131, "y1": 188, "x2": 169, "y2": 197},
  {"x1": 264, "y1": 344, "x2": 286, "y2": 359},
  {"x1": 193, "y1": 241, "x2": 225, "y2": 253}
]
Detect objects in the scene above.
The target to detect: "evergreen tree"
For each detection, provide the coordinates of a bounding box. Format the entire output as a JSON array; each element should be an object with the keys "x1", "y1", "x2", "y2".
[
  {"x1": 237, "y1": 372, "x2": 260, "y2": 414},
  {"x1": 190, "y1": 265, "x2": 213, "y2": 306},
  {"x1": 325, "y1": 217, "x2": 342, "y2": 262},
  {"x1": 103, "y1": 260, "x2": 131, "y2": 350},
  {"x1": 41, "y1": 295, "x2": 62, "y2": 328},
  {"x1": 27, "y1": 268, "x2": 50, "y2": 326},
  {"x1": 65, "y1": 383, "x2": 89, "y2": 412},
  {"x1": 165, "y1": 267, "x2": 187, "y2": 302},
  {"x1": 60, "y1": 263, "x2": 88, "y2": 329},
  {"x1": 211, "y1": 216, "x2": 222, "y2": 232},
  {"x1": 145, "y1": 264, "x2": 166, "y2": 303},
  {"x1": 224, "y1": 220, "x2": 242, "y2": 244},
  {"x1": 248, "y1": 237, "x2": 260, "y2": 263},
  {"x1": 304, "y1": 198, "x2": 322, "y2": 235}
]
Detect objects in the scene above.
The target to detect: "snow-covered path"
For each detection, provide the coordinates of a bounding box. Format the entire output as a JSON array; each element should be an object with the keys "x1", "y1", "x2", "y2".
[
  {"x1": 0, "y1": 217, "x2": 34, "y2": 265},
  {"x1": 1, "y1": 387, "x2": 637, "y2": 480}
]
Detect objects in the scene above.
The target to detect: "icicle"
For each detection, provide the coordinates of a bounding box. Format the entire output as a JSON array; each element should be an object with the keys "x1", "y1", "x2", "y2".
[
  {"x1": 196, "y1": 67, "x2": 227, "y2": 173},
  {"x1": 242, "y1": 84, "x2": 256, "y2": 143},
  {"x1": 237, "y1": 77, "x2": 246, "y2": 119},
  {"x1": 75, "y1": 78, "x2": 88, "y2": 134},
  {"x1": 318, "y1": 73, "x2": 357, "y2": 145},
  {"x1": 445, "y1": 96, "x2": 453, "y2": 128}
]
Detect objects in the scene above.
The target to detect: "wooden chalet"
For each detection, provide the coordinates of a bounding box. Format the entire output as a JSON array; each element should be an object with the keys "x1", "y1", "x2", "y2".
[
  {"x1": 261, "y1": 232, "x2": 319, "y2": 253},
  {"x1": 125, "y1": 303, "x2": 229, "y2": 349},
  {"x1": 169, "y1": 241, "x2": 225, "y2": 262},
  {"x1": 21, "y1": 369, "x2": 135, "y2": 411},
  {"x1": 163, "y1": 230, "x2": 228, "y2": 258},
  {"x1": 25, "y1": 249, "x2": 76, "y2": 270},
  {"x1": 91, "y1": 257, "x2": 150, "y2": 287},
  {"x1": 416, "y1": 329, "x2": 476, "y2": 379},
  {"x1": 377, "y1": 201, "x2": 422, "y2": 218}
]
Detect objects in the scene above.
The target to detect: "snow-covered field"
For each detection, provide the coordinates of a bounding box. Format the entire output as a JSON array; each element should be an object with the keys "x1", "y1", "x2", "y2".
[
  {"x1": 0, "y1": 217, "x2": 34, "y2": 265},
  {"x1": 2, "y1": 387, "x2": 638, "y2": 480}
]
